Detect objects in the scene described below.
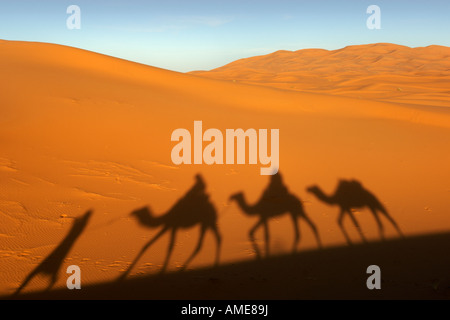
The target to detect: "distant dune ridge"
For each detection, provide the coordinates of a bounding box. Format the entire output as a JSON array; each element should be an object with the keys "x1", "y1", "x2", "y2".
[
  {"x1": 191, "y1": 43, "x2": 450, "y2": 107},
  {"x1": 0, "y1": 40, "x2": 449, "y2": 298}
]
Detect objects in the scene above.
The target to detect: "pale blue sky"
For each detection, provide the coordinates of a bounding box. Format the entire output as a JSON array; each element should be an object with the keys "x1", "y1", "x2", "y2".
[{"x1": 0, "y1": 0, "x2": 449, "y2": 72}]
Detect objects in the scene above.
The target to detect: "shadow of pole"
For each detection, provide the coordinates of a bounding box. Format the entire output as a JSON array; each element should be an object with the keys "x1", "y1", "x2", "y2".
[{"x1": 13, "y1": 210, "x2": 93, "y2": 296}]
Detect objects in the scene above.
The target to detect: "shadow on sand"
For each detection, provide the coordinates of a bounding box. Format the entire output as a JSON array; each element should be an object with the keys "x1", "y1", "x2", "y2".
[
  {"x1": 6, "y1": 232, "x2": 450, "y2": 300},
  {"x1": 307, "y1": 179, "x2": 403, "y2": 245},
  {"x1": 12, "y1": 210, "x2": 93, "y2": 296},
  {"x1": 229, "y1": 172, "x2": 322, "y2": 258},
  {"x1": 6, "y1": 175, "x2": 431, "y2": 300},
  {"x1": 118, "y1": 174, "x2": 221, "y2": 281}
]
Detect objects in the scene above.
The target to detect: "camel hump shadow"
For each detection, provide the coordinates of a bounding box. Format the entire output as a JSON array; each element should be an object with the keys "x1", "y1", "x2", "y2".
[
  {"x1": 307, "y1": 179, "x2": 404, "y2": 245},
  {"x1": 13, "y1": 210, "x2": 93, "y2": 296},
  {"x1": 335, "y1": 179, "x2": 386, "y2": 211},
  {"x1": 119, "y1": 174, "x2": 221, "y2": 280},
  {"x1": 229, "y1": 171, "x2": 322, "y2": 259}
]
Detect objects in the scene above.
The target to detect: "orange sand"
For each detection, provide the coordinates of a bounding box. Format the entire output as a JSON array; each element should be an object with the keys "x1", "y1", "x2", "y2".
[{"x1": 0, "y1": 40, "x2": 449, "y2": 297}]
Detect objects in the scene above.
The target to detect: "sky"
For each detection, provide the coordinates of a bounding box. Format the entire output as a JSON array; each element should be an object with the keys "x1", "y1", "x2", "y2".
[{"x1": 0, "y1": 0, "x2": 449, "y2": 72}]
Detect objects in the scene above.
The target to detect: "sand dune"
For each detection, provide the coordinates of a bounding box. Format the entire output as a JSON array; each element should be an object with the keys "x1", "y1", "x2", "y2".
[
  {"x1": 0, "y1": 40, "x2": 449, "y2": 297},
  {"x1": 191, "y1": 43, "x2": 450, "y2": 107}
]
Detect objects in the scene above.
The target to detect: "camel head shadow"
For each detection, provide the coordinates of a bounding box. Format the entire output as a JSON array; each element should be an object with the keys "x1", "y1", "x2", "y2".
[
  {"x1": 307, "y1": 179, "x2": 404, "y2": 245},
  {"x1": 229, "y1": 172, "x2": 322, "y2": 259}
]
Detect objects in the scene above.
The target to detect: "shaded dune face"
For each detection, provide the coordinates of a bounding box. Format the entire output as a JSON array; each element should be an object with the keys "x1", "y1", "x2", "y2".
[{"x1": 0, "y1": 40, "x2": 449, "y2": 296}]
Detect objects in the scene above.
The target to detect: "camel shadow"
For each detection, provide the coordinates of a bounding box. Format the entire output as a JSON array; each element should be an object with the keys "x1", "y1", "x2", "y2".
[
  {"x1": 119, "y1": 174, "x2": 221, "y2": 280},
  {"x1": 229, "y1": 172, "x2": 322, "y2": 259},
  {"x1": 307, "y1": 179, "x2": 404, "y2": 245},
  {"x1": 13, "y1": 210, "x2": 93, "y2": 296}
]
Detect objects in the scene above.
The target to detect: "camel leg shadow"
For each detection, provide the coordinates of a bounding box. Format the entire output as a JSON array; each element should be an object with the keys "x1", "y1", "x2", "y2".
[
  {"x1": 300, "y1": 214, "x2": 322, "y2": 249},
  {"x1": 179, "y1": 225, "x2": 222, "y2": 271},
  {"x1": 249, "y1": 220, "x2": 264, "y2": 259},
  {"x1": 290, "y1": 214, "x2": 300, "y2": 254},
  {"x1": 371, "y1": 209, "x2": 386, "y2": 240},
  {"x1": 347, "y1": 210, "x2": 367, "y2": 243},
  {"x1": 338, "y1": 210, "x2": 353, "y2": 245},
  {"x1": 338, "y1": 210, "x2": 367, "y2": 245},
  {"x1": 372, "y1": 208, "x2": 404, "y2": 239},
  {"x1": 118, "y1": 226, "x2": 168, "y2": 281},
  {"x1": 160, "y1": 229, "x2": 177, "y2": 274}
]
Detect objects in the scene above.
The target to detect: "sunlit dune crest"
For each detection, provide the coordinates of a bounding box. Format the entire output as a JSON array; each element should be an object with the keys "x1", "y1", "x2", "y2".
[{"x1": 191, "y1": 43, "x2": 450, "y2": 107}]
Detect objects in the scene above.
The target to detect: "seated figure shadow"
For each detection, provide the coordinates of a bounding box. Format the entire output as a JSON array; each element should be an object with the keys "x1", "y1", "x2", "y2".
[
  {"x1": 307, "y1": 179, "x2": 404, "y2": 245},
  {"x1": 119, "y1": 174, "x2": 221, "y2": 280},
  {"x1": 229, "y1": 172, "x2": 322, "y2": 259},
  {"x1": 13, "y1": 210, "x2": 93, "y2": 296}
]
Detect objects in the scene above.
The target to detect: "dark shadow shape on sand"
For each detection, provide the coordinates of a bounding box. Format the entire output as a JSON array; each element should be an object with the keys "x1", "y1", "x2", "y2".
[
  {"x1": 307, "y1": 179, "x2": 403, "y2": 245},
  {"x1": 229, "y1": 172, "x2": 322, "y2": 259},
  {"x1": 119, "y1": 174, "x2": 221, "y2": 280},
  {"x1": 7, "y1": 232, "x2": 450, "y2": 300},
  {"x1": 13, "y1": 210, "x2": 93, "y2": 296}
]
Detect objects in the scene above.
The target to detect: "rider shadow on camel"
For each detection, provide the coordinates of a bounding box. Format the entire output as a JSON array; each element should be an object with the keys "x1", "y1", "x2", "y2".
[
  {"x1": 229, "y1": 172, "x2": 322, "y2": 259},
  {"x1": 119, "y1": 174, "x2": 221, "y2": 280}
]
